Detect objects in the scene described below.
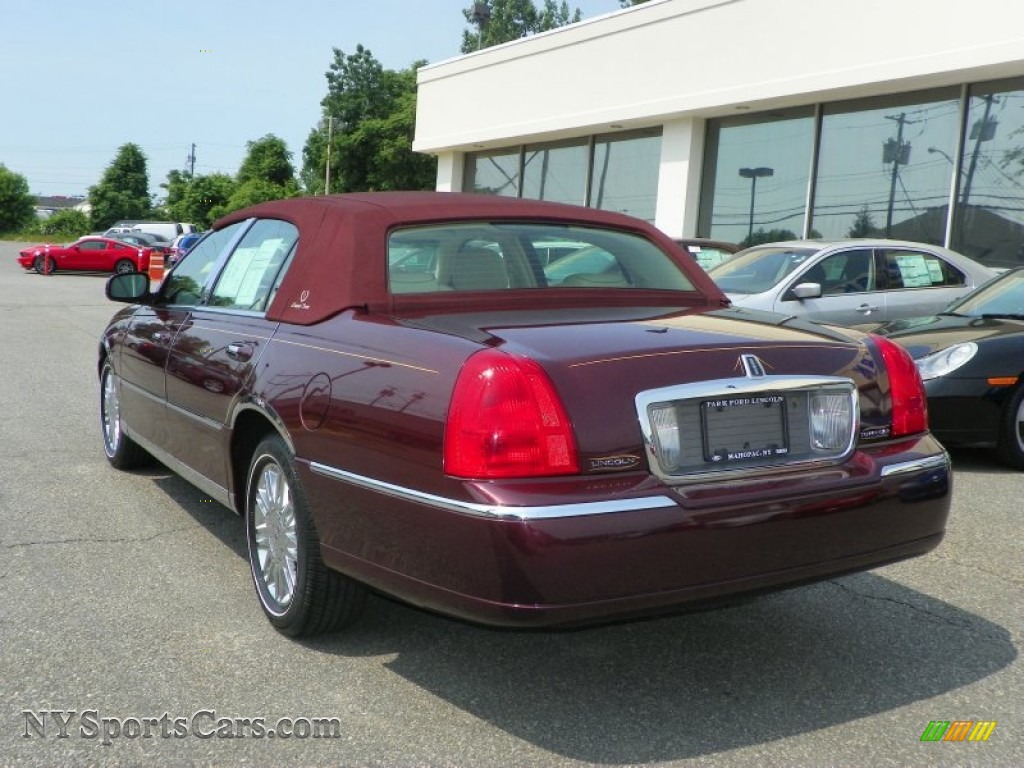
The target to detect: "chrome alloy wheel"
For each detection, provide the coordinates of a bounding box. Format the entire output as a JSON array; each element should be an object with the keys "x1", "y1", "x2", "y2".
[
  {"x1": 101, "y1": 367, "x2": 121, "y2": 457},
  {"x1": 253, "y1": 462, "x2": 298, "y2": 609}
]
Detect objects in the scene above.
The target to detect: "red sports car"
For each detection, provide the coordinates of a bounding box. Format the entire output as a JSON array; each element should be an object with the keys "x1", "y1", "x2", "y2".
[
  {"x1": 99, "y1": 192, "x2": 951, "y2": 637},
  {"x1": 18, "y1": 236, "x2": 152, "y2": 275}
]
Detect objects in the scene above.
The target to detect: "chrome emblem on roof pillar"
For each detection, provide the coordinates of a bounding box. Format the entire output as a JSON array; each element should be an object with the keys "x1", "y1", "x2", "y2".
[{"x1": 740, "y1": 354, "x2": 767, "y2": 378}]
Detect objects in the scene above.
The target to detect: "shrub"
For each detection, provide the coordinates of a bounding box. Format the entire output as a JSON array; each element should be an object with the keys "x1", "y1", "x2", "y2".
[{"x1": 38, "y1": 209, "x2": 91, "y2": 238}]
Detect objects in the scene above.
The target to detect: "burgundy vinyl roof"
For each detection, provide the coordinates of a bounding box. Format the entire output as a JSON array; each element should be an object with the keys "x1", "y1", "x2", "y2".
[{"x1": 214, "y1": 192, "x2": 722, "y2": 325}]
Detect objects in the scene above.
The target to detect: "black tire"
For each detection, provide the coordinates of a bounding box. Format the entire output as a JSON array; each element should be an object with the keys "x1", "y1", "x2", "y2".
[
  {"x1": 995, "y1": 384, "x2": 1024, "y2": 470},
  {"x1": 32, "y1": 255, "x2": 55, "y2": 275},
  {"x1": 246, "y1": 435, "x2": 366, "y2": 636},
  {"x1": 99, "y1": 360, "x2": 153, "y2": 469},
  {"x1": 114, "y1": 259, "x2": 136, "y2": 275}
]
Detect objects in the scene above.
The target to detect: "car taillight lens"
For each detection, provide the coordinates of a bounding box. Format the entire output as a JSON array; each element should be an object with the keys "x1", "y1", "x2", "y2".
[
  {"x1": 871, "y1": 334, "x2": 928, "y2": 437},
  {"x1": 445, "y1": 349, "x2": 579, "y2": 478}
]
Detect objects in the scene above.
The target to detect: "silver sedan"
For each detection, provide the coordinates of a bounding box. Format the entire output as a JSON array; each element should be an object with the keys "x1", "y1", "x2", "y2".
[{"x1": 708, "y1": 239, "x2": 997, "y2": 326}]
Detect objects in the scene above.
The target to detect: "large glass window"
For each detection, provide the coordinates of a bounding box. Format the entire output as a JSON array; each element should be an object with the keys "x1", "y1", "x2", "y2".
[
  {"x1": 464, "y1": 148, "x2": 520, "y2": 197},
  {"x1": 953, "y1": 78, "x2": 1024, "y2": 269},
  {"x1": 463, "y1": 129, "x2": 661, "y2": 222},
  {"x1": 521, "y1": 139, "x2": 588, "y2": 205},
  {"x1": 590, "y1": 128, "x2": 661, "y2": 222},
  {"x1": 812, "y1": 89, "x2": 960, "y2": 242},
  {"x1": 699, "y1": 108, "x2": 814, "y2": 246}
]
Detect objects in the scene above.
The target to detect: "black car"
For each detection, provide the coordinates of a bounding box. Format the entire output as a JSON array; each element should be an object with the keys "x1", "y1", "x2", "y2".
[
  {"x1": 871, "y1": 268, "x2": 1024, "y2": 468},
  {"x1": 114, "y1": 232, "x2": 172, "y2": 256}
]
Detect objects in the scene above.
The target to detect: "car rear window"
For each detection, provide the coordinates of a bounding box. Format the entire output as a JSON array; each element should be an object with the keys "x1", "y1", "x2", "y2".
[{"x1": 387, "y1": 223, "x2": 695, "y2": 294}]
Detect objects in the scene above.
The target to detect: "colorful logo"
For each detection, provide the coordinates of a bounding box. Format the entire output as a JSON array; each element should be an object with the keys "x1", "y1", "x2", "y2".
[{"x1": 920, "y1": 721, "x2": 996, "y2": 742}]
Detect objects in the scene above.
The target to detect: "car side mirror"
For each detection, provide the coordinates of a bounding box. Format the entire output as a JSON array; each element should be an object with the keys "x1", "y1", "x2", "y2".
[
  {"x1": 790, "y1": 282, "x2": 823, "y2": 300},
  {"x1": 106, "y1": 272, "x2": 152, "y2": 303}
]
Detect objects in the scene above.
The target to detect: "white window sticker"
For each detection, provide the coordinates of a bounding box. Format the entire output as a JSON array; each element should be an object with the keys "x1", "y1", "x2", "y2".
[{"x1": 895, "y1": 253, "x2": 933, "y2": 288}]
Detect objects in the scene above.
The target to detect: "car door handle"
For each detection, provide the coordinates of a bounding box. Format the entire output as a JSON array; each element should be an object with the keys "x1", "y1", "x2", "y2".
[
  {"x1": 226, "y1": 343, "x2": 254, "y2": 361},
  {"x1": 856, "y1": 303, "x2": 880, "y2": 314}
]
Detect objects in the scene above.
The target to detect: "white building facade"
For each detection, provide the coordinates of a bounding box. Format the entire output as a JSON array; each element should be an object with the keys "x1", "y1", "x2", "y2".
[{"x1": 414, "y1": 0, "x2": 1024, "y2": 267}]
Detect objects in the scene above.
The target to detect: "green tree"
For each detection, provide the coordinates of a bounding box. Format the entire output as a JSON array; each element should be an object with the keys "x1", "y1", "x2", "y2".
[
  {"x1": 220, "y1": 134, "x2": 299, "y2": 215},
  {"x1": 619, "y1": 0, "x2": 652, "y2": 6},
  {"x1": 461, "y1": 0, "x2": 582, "y2": 53},
  {"x1": 238, "y1": 134, "x2": 296, "y2": 188},
  {"x1": 999, "y1": 126, "x2": 1024, "y2": 184},
  {"x1": 38, "y1": 209, "x2": 90, "y2": 238},
  {"x1": 160, "y1": 169, "x2": 191, "y2": 216},
  {"x1": 302, "y1": 48, "x2": 436, "y2": 194},
  {"x1": 0, "y1": 164, "x2": 35, "y2": 233},
  {"x1": 322, "y1": 45, "x2": 395, "y2": 132},
  {"x1": 224, "y1": 178, "x2": 293, "y2": 214},
  {"x1": 847, "y1": 205, "x2": 878, "y2": 238},
  {"x1": 89, "y1": 143, "x2": 151, "y2": 229},
  {"x1": 740, "y1": 228, "x2": 799, "y2": 249},
  {"x1": 169, "y1": 173, "x2": 237, "y2": 228}
]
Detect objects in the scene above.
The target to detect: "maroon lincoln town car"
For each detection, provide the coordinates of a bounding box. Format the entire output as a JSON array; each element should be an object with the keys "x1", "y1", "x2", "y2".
[{"x1": 99, "y1": 192, "x2": 951, "y2": 636}]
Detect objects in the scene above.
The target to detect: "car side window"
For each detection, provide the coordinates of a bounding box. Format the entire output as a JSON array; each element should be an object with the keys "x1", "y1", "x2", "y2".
[
  {"x1": 161, "y1": 222, "x2": 246, "y2": 307},
  {"x1": 81, "y1": 241, "x2": 105, "y2": 251},
  {"x1": 812, "y1": 249, "x2": 875, "y2": 295},
  {"x1": 208, "y1": 219, "x2": 298, "y2": 311},
  {"x1": 882, "y1": 249, "x2": 965, "y2": 290}
]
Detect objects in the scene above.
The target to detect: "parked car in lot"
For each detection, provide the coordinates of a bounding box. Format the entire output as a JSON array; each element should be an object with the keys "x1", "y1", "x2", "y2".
[
  {"x1": 675, "y1": 238, "x2": 740, "y2": 271},
  {"x1": 168, "y1": 231, "x2": 204, "y2": 265},
  {"x1": 113, "y1": 232, "x2": 172, "y2": 257},
  {"x1": 708, "y1": 239, "x2": 995, "y2": 326},
  {"x1": 868, "y1": 267, "x2": 1024, "y2": 468},
  {"x1": 18, "y1": 236, "x2": 151, "y2": 275},
  {"x1": 99, "y1": 193, "x2": 951, "y2": 637}
]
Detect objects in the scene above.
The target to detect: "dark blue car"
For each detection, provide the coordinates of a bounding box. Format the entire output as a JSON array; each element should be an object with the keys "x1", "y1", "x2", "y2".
[{"x1": 169, "y1": 231, "x2": 204, "y2": 265}]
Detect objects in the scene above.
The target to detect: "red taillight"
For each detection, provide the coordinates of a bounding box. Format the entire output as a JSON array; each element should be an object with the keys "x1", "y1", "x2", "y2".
[
  {"x1": 871, "y1": 334, "x2": 928, "y2": 437},
  {"x1": 444, "y1": 349, "x2": 579, "y2": 479}
]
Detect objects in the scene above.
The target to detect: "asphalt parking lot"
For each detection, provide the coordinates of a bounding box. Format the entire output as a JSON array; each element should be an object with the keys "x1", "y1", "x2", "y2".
[{"x1": 0, "y1": 240, "x2": 1020, "y2": 767}]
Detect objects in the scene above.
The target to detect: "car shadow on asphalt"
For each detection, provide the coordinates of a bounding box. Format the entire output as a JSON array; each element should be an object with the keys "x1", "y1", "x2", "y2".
[
  {"x1": 302, "y1": 577, "x2": 1014, "y2": 763},
  {"x1": 144, "y1": 459, "x2": 1015, "y2": 764},
  {"x1": 946, "y1": 445, "x2": 1020, "y2": 474},
  {"x1": 144, "y1": 469, "x2": 249, "y2": 559}
]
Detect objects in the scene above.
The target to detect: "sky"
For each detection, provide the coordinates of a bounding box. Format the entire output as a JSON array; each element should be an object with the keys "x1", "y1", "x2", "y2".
[{"x1": 0, "y1": 0, "x2": 625, "y2": 200}]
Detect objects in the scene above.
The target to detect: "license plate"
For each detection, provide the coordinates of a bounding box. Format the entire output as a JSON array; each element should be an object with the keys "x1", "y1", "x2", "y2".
[{"x1": 702, "y1": 393, "x2": 789, "y2": 463}]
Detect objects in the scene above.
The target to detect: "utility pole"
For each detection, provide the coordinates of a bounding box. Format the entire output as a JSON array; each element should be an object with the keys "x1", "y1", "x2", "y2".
[
  {"x1": 324, "y1": 116, "x2": 333, "y2": 195},
  {"x1": 961, "y1": 94, "x2": 997, "y2": 208},
  {"x1": 883, "y1": 113, "x2": 914, "y2": 237},
  {"x1": 186, "y1": 143, "x2": 196, "y2": 178}
]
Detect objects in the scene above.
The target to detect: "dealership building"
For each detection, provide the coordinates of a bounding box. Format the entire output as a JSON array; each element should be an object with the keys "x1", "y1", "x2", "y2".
[{"x1": 413, "y1": 0, "x2": 1024, "y2": 267}]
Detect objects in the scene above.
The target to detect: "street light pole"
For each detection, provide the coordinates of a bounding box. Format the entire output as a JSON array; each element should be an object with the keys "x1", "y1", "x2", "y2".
[
  {"x1": 471, "y1": 2, "x2": 491, "y2": 50},
  {"x1": 739, "y1": 166, "x2": 774, "y2": 241}
]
